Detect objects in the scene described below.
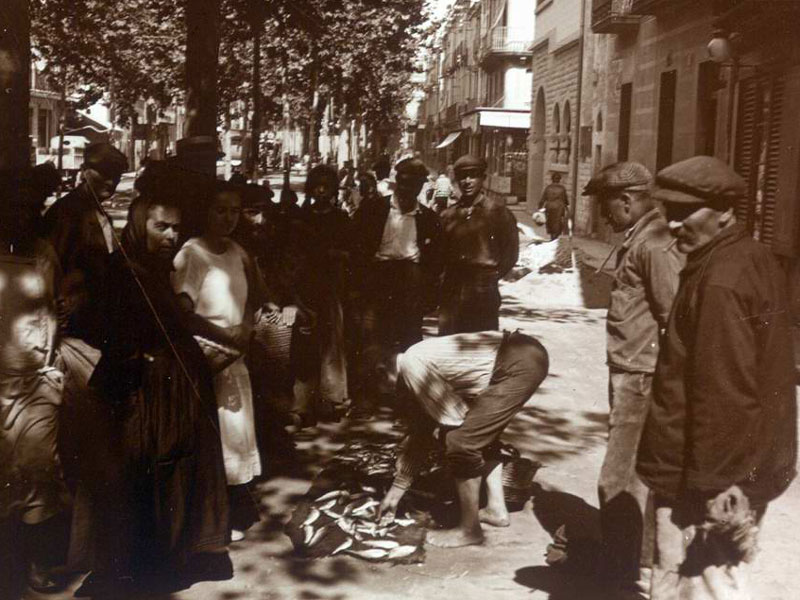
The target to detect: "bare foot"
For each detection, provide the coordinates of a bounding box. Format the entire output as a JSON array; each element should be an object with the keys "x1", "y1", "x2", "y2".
[
  {"x1": 426, "y1": 527, "x2": 484, "y2": 548},
  {"x1": 479, "y1": 508, "x2": 510, "y2": 527}
]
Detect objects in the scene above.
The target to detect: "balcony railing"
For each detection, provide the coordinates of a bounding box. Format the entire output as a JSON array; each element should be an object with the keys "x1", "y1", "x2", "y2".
[
  {"x1": 480, "y1": 27, "x2": 533, "y2": 62},
  {"x1": 592, "y1": 0, "x2": 640, "y2": 33}
]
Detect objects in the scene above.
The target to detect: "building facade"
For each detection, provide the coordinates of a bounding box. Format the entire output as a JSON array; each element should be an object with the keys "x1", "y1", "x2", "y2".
[
  {"x1": 418, "y1": 0, "x2": 535, "y2": 204},
  {"x1": 584, "y1": 0, "x2": 800, "y2": 327}
]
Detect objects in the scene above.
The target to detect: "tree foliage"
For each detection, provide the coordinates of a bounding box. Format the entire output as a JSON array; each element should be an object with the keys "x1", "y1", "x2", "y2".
[
  {"x1": 31, "y1": 0, "x2": 185, "y2": 124},
  {"x1": 31, "y1": 0, "x2": 432, "y2": 147}
]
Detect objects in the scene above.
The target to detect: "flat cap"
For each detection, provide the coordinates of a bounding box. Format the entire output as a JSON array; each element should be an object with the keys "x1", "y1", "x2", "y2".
[
  {"x1": 582, "y1": 162, "x2": 651, "y2": 196},
  {"x1": 453, "y1": 154, "x2": 487, "y2": 174},
  {"x1": 84, "y1": 142, "x2": 128, "y2": 177},
  {"x1": 653, "y1": 156, "x2": 746, "y2": 206},
  {"x1": 394, "y1": 157, "x2": 429, "y2": 182}
]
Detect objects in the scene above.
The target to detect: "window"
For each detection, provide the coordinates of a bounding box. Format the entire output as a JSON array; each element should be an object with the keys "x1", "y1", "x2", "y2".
[
  {"x1": 563, "y1": 100, "x2": 571, "y2": 133},
  {"x1": 656, "y1": 70, "x2": 677, "y2": 171},
  {"x1": 618, "y1": 83, "x2": 632, "y2": 161},
  {"x1": 37, "y1": 109, "x2": 50, "y2": 149},
  {"x1": 734, "y1": 73, "x2": 787, "y2": 248},
  {"x1": 553, "y1": 103, "x2": 561, "y2": 133},
  {"x1": 696, "y1": 61, "x2": 719, "y2": 156},
  {"x1": 596, "y1": 110, "x2": 603, "y2": 132}
]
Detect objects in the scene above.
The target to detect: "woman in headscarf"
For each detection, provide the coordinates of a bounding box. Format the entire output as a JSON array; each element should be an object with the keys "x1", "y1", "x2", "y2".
[
  {"x1": 291, "y1": 165, "x2": 353, "y2": 423},
  {"x1": 87, "y1": 175, "x2": 229, "y2": 591}
]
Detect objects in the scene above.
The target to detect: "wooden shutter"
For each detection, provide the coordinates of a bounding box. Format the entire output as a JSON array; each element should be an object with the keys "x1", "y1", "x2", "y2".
[
  {"x1": 734, "y1": 77, "x2": 759, "y2": 230},
  {"x1": 772, "y1": 68, "x2": 800, "y2": 256},
  {"x1": 759, "y1": 76, "x2": 784, "y2": 246}
]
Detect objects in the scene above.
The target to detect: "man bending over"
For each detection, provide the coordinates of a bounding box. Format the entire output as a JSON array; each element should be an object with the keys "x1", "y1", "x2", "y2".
[{"x1": 373, "y1": 330, "x2": 548, "y2": 547}]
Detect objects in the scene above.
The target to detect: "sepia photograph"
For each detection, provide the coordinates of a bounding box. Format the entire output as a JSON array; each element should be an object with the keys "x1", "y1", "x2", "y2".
[{"x1": 0, "y1": 0, "x2": 798, "y2": 598}]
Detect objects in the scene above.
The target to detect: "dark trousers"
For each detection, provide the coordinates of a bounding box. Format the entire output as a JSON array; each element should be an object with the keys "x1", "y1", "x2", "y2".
[
  {"x1": 439, "y1": 267, "x2": 501, "y2": 336},
  {"x1": 445, "y1": 331, "x2": 548, "y2": 479},
  {"x1": 361, "y1": 260, "x2": 425, "y2": 352}
]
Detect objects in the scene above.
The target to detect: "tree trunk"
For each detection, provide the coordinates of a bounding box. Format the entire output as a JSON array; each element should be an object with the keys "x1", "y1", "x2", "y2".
[
  {"x1": 184, "y1": 0, "x2": 220, "y2": 174},
  {"x1": 0, "y1": 0, "x2": 31, "y2": 171},
  {"x1": 57, "y1": 73, "x2": 67, "y2": 178},
  {"x1": 281, "y1": 54, "x2": 291, "y2": 175},
  {"x1": 247, "y1": 0, "x2": 263, "y2": 180}
]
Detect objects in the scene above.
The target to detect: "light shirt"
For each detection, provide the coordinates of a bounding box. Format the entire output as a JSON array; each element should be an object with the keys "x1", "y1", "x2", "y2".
[
  {"x1": 374, "y1": 194, "x2": 420, "y2": 262},
  {"x1": 96, "y1": 209, "x2": 115, "y2": 253},
  {"x1": 393, "y1": 331, "x2": 505, "y2": 489}
]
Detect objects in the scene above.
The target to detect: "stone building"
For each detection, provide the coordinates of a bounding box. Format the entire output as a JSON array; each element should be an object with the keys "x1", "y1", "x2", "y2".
[
  {"x1": 418, "y1": 0, "x2": 535, "y2": 204},
  {"x1": 527, "y1": 0, "x2": 598, "y2": 217},
  {"x1": 584, "y1": 0, "x2": 800, "y2": 342}
]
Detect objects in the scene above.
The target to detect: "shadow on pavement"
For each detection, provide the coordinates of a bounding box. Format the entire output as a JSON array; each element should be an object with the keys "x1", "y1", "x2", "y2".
[
  {"x1": 511, "y1": 483, "x2": 603, "y2": 599},
  {"x1": 502, "y1": 407, "x2": 607, "y2": 465}
]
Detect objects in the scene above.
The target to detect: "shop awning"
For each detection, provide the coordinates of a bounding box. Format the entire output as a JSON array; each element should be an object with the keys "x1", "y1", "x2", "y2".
[
  {"x1": 478, "y1": 110, "x2": 529, "y2": 129},
  {"x1": 436, "y1": 130, "x2": 462, "y2": 149}
]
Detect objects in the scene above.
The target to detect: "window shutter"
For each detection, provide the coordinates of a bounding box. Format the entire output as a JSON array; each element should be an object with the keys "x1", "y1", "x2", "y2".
[
  {"x1": 759, "y1": 76, "x2": 784, "y2": 246},
  {"x1": 772, "y1": 68, "x2": 800, "y2": 256},
  {"x1": 734, "y1": 77, "x2": 759, "y2": 230}
]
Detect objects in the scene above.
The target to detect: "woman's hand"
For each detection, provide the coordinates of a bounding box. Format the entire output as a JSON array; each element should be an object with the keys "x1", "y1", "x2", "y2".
[
  {"x1": 376, "y1": 484, "x2": 406, "y2": 526},
  {"x1": 281, "y1": 305, "x2": 299, "y2": 327}
]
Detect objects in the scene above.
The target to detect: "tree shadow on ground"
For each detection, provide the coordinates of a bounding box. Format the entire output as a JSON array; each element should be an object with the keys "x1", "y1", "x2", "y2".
[
  {"x1": 502, "y1": 406, "x2": 607, "y2": 466},
  {"x1": 513, "y1": 483, "x2": 603, "y2": 599},
  {"x1": 500, "y1": 298, "x2": 603, "y2": 325}
]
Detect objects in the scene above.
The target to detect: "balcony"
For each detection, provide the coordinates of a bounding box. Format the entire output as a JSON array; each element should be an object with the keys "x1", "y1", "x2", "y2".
[
  {"x1": 480, "y1": 27, "x2": 533, "y2": 64},
  {"x1": 446, "y1": 103, "x2": 459, "y2": 124},
  {"x1": 592, "y1": 0, "x2": 641, "y2": 33}
]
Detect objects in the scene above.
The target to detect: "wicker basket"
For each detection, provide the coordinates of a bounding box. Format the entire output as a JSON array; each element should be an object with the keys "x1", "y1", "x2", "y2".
[
  {"x1": 194, "y1": 335, "x2": 241, "y2": 374},
  {"x1": 500, "y1": 444, "x2": 540, "y2": 505}
]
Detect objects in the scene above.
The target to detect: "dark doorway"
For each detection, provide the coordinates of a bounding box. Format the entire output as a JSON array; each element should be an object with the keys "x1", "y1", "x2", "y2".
[
  {"x1": 656, "y1": 70, "x2": 677, "y2": 171},
  {"x1": 618, "y1": 83, "x2": 632, "y2": 161},
  {"x1": 696, "y1": 61, "x2": 719, "y2": 156}
]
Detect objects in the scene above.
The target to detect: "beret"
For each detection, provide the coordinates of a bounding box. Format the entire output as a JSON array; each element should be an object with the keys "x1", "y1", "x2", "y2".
[
  {"x1": 453, "y1": 154, "x2": 487, "y2": 174},
  {"x1": 84, "y1": 142, "x2": 128, "y2": 177},
  {"x1": 653, "y1": 156, "x2": 746, "y2": 205},
  {"x1": 582, "y1": 162, "x2": 651, "y2": 196},
  {"x1": 394, "y1": 157, "x2": 429, "y2": 181}
]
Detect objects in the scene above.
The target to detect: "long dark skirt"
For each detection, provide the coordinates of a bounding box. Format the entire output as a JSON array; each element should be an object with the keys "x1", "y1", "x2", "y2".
[{"x1": 91, "y1": 349, "x2": 229, "y2": 578}]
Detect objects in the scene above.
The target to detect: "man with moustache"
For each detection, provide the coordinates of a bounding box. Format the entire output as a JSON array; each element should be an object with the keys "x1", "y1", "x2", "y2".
[
  {"x1": 43, "y1": 142, "x2": 128, "y2": 349},
  {"x1": 583, "y1": 162, "x2": 682, "y2": 599},
  {"x1": 439, "y1": 155, "x2": 518, "y2": 335},
  {"x1": 636, "y1": 156, "x2": 796, "y2": 599}
]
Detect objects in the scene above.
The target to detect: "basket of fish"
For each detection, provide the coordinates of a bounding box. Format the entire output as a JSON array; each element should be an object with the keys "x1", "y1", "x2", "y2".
[{"x1": 285, "y1": 487, "x2": 426, "y2": 563}]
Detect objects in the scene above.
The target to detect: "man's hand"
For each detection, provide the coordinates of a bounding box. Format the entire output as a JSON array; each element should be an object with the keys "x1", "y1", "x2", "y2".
[{"x1": 377, "y1": 484, "x2": 407, "y2": 526}]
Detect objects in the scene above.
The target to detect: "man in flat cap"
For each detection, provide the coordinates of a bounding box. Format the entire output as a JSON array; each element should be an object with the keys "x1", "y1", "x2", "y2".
[
  {"x1": 583, "y1": 162, "x2": 683, "y2": 599},
  {"x1": 351, "y1": 158, "x2": 443, "y2": 409},
  {"x1": 43, "y1": 142, "x2": 128, "y2": 351},
  {"x1": 439, "y1": 155, "x2": 518, "y2": 335},
  {"x1": 636, "y1": 156, "x2": 796, "y2": 600}
]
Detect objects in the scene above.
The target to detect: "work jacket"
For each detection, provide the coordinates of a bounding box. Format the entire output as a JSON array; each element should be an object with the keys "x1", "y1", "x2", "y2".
[
  {"x1": 637, "y1": 224, "x2": 797, "y2": 506},
  {"x1": 607, "y1": 208, "x2": 683, "y2": 373}
]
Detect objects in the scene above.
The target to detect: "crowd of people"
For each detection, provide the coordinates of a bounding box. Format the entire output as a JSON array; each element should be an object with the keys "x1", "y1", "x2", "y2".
[
  {"x1": 0, "y1": 140, "x2": 796, "y2": 600},
  {"x1": 0, "y1": 143, "x2": 524, "y2": 596}
]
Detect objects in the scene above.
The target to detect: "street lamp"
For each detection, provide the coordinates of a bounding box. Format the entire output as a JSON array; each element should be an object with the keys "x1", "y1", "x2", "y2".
[{"x1": 707, "y1": 29, "x2": 735, "y2": 63}]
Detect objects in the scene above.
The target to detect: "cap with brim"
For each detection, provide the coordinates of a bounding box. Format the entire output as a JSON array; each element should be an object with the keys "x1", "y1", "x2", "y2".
[
  {"x1": 84, "y1": 142, "x2": 128, "y2": 177},
  {"x1": 582, "y1": 161, "x2": 651, "y2": 196},
  {"x1": 653, "y1": 155, "x2": 745, "y2": 206},
  {"x1": 453, "y1": 154, "x2": 487, "y2": 174},
  {"x1": 394, "y1": 158, "x2": 429, "y2": 182}
]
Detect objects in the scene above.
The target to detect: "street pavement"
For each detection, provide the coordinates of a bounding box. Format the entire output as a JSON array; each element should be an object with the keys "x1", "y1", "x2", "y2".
[{"x1": 28, "y1": 198, "x2": 800, "y2": 599}]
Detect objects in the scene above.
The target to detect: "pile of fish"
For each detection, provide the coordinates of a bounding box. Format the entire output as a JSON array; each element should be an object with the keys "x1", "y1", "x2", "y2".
[
  {"x1": 326, "y1": 441, "x2": 399, "y2": 478},
  {"x1": 287, "y1": 485, "x2": 425, "y2": 563}
]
